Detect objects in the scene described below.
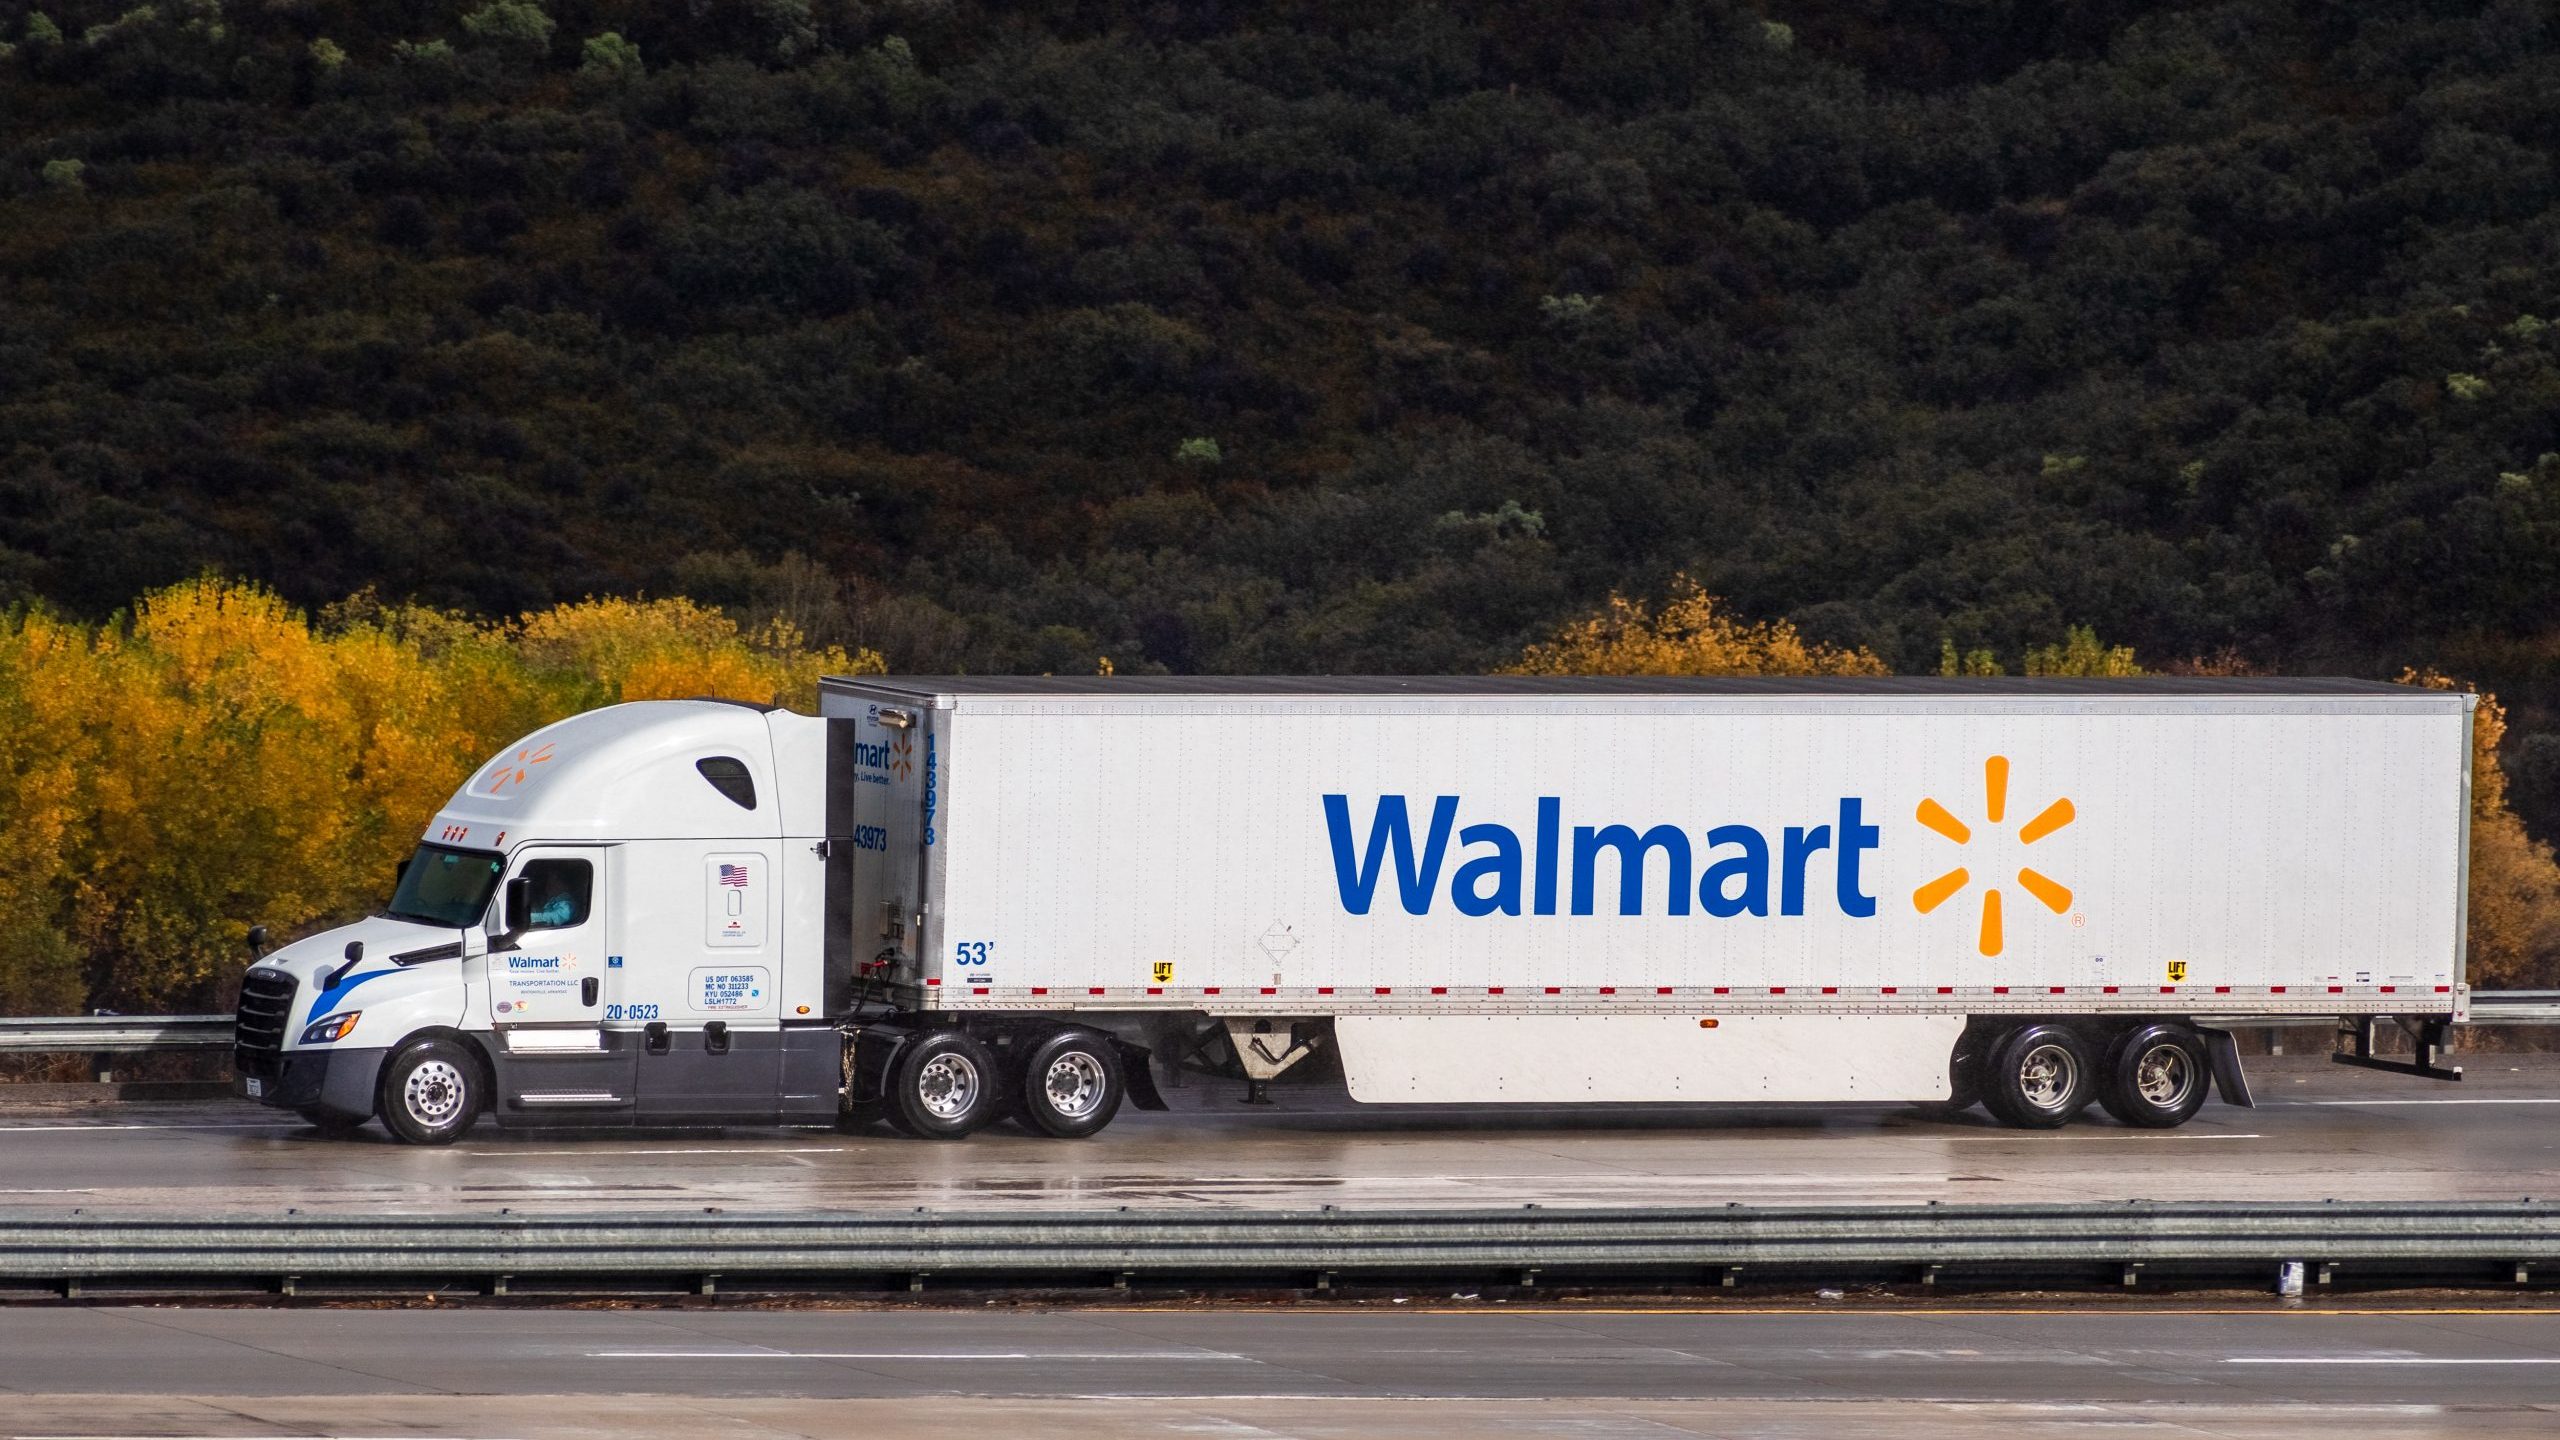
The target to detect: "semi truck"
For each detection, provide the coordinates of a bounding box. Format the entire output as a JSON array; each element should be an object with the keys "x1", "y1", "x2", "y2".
[{"x1": 233, "y1": 676, "x2": 2473, "y2": 1144}]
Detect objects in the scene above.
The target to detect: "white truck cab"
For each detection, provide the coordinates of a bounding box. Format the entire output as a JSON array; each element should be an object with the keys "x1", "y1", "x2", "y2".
[{"x1": 234, "y1": 699, "x2": 853, "y2": 1142}]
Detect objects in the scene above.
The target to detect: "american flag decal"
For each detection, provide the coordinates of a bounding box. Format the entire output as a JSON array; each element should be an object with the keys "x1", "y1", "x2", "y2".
[{"x1": 718, "y1": 863, "x2": 751, "y2": 888}]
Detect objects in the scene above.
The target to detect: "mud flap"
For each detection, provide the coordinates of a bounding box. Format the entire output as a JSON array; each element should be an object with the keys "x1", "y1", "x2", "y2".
[
  {"x1": 846, "y1": 1023, "x2": 915, "y2": 1107},
  {"x1": 2195, "y1": 1026, "x2": 2255, "y2": 1108},
  {"x1": 1118, "y1": 1041, "x2": 1169, "y2": 1111}
]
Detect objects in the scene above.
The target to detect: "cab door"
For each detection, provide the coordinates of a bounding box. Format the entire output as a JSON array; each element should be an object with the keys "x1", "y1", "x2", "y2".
[{"x1": 489, "y1": 846, "x2": 635, "y2": 1116}]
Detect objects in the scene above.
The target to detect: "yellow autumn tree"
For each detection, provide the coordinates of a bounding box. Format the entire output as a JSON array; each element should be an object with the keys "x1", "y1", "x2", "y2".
[
  {"x1": 1507, "y1": 578, "x2": 1887, "y2": 677},
  {"x1": 0, "y1": 578, "x2": 886, "y2": 1014},
  {"x1": 2402, "y1": 670, "x2": 2560, "y2": 988}
]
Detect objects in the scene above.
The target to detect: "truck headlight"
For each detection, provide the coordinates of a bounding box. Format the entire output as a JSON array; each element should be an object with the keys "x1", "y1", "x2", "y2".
[{"x1": 300, "y1": 1011, "x2": 361, "y2": 1045}]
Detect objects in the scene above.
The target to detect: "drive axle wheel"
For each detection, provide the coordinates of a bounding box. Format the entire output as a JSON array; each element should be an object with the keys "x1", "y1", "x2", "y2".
[
  {"x1": 889, "y1": 1029, "x2": 1002, "y2": 1139},
  {"x1": 1983, "y1": 1023, "x2": 2096, "y2": 1129},
  {"x1": 376, "y1": 1038, "x2": 483, "y2": 1146},
  {"x1": 1018, "y1": 1028, "x2": 1126, "y2": 1139},
  {"x1": 2099, "y1": 1022, "x2": 2210, "y2": 1128}
]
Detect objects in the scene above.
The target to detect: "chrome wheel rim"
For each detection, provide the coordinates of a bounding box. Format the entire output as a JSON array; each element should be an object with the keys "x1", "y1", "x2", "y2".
[
  {"x1": 2017, "y1": 1043, "x2": 2078, "y2": 1111},
  {"x1": 917, "y1": 1053, "x2": 980, "y2": 1120},
  {"x1": 2134, "y1": 1042, "x2": 2197, "y2": 1108},
  {"x1": 403, "y1": 1059, "x2": 466, "y2": 1127},
  {"x1": 1044, "y1": 1052, "x2": 1106, "y2": 1119}
]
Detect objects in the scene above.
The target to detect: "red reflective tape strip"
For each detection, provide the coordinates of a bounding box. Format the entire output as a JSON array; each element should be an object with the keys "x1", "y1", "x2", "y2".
[
  {"x1": 1599, "y1": 986, "x2": 1617, "y2": 995},
  {"x1": 2329, "y1": 986, "x2": 2343, "y2": 993},
  {"x1": 1261, "y1": 987, "x2": 1277, "y2": 995},
  {"x1": 2380, "y1": 985, "x2": 2397, "y2": 993},
  {"x1": 2049, "y1": 986, "x2": 2065, "y2": 995},
  {"x1": 1993, "y1": 986, "x2": 2010, "y2": 995},
  {"x1": 1658, "y1": 986, "x2": 1674, "y2": 995},
  {"x1": 1430, "y1": 986, "x2": 1447, "y2": 995},
  {"x1": 1544, "y1": 986, "x2": 1561, "y2": 995},
  {"x1": 1146, "y1": 986, "x2": 1162, "y2": 995},
  {"x1": 1769, "y1": 987, "x2": 1786, "y2": 995},
  {"x1": 2437, "y1": 985, "x2": 2451, "y2": 993},
  {"x1": 1376, "y1": 986, "x2": 1393, "y2": 995},
  {"x1": 1090, "y1": 987, "x2": 1106, "y2": 995},
  {"x1": 1317, "y1": 986, "x2": 1335, "y2": 995},
  {"x1": 1821, "y1": 986, "x2": 1838, "y2": 995},
  {"x1": 2160, "y1": 986, "x2": 2175, "y2": 994},
  {"x1": 1031, "y1": 987, "x2": 1048, "y2": 995},
  {"x1": 1203, "y1": 987, "x2": 1221, "y2": 995},
  {"x1": 925, "y1": 978, "x2": 941, "y2": 986},
  {"x1": 1937, "y1": 986, "x2": 1954, "y2": 995},
  {"x1": 972, "y1": 987, "x2": 989, "y2": 995},
  {"x1": 2214, "y1": 986, "x2": 2232, "y2": 994},
  {"x1": 2102, "y1": 986, "x2": 2119, "y2": 994},
  {"x1": 2270, "y1": 986, "x2": 2287, "y2": 994},
  {"x1": 1715, "y1": 986, "x2": 1732, "y2": 995},
  {"x1": 1881, "y1": 986, "x2": 1898, "y2": 994},
  {"x1": 1487, "y1": 986, "x2": 1504, "y2": 995}
]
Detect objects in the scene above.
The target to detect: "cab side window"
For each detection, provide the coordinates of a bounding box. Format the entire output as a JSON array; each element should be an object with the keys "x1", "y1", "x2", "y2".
[
  {"x1": 697, "y1": 756, "x2": 757, "y2": 810},
  {"x1": 518, "y1": 859, "x2": 592, "y2": 930}
]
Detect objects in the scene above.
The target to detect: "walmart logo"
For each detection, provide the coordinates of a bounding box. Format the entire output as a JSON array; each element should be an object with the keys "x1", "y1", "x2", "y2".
[
  {"x1": 1911, "y1": 756, "x2": 2076, "y2": 956},
  {"x1": 1321, "y1": 756, "x2": 2085, "y2": 941}
]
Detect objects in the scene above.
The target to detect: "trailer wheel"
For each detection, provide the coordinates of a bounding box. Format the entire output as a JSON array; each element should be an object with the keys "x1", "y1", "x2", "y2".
[
  {"x1": 2098, "y1": 1023, "x2": 2210, "y2": 1128},
  {"x1": 1982, "y1": 1023, "x2": 2095, "y2": 1129},
  {"x1": 375, "y1": 1038, "x2": 483, "y2": 1146},
  {"x1": 1017, "y1": 1028, "x2": 1126, "y2": 1139},
  {"x1": 889, "y1": 1030, "x2": 1002, "y2": 1139}
]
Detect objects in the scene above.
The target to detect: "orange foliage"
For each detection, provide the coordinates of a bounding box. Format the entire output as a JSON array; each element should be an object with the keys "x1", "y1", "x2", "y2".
[{"x1": 1507, "y1": 578, "x2": 1887, "y2": 677}]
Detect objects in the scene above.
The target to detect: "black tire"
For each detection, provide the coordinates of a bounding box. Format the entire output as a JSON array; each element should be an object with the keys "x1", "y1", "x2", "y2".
[
  {"x1": 2098, "y1": 1022, "x2": 2211, "y2": 1128},
  {"x1": 1982, "y1": 1023, "x2": 2096, "y2": 1129},
  {"x1": 1017, "y1": 1028, "x2": 1126, "y2": 1139},
  {"x1": 375, "y1": 1038, "x2": 483, "y2": 1146},
  {"x1": 888, "y1": 1029, "x2": 1002, "y2": 1140},
  {"x1": 296, "y1": 1108, "x2": 367, "y2": 1138}
]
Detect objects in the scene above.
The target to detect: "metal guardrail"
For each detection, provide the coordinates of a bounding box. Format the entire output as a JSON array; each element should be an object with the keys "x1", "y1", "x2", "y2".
[
  {"x1": 1, "y1": 1203, "x2": 2557, "y2": 1295},
  {"x1": 0, "y1": 1015, "x2": 233, "y2": 1054}
]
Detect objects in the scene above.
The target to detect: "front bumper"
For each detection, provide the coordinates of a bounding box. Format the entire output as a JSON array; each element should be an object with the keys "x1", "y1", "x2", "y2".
[{"x1": 238, "y1": 1046, "x2": 388, "y2": 1121}]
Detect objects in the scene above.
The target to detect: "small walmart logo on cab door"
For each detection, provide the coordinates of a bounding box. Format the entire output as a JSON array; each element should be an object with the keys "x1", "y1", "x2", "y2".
[{"x1": 1911, "y1": 755, "x2": 2076, "y2": 957}]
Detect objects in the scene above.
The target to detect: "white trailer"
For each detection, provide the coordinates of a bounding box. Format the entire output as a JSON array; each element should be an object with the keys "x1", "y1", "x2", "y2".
[{"x1": 232, "y1": 677, "x2": 2471, "y2": 1143}]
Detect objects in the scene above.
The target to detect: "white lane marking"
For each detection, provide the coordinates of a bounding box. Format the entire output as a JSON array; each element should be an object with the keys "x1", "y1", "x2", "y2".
[
  {"x1": 1938, "y1": 1133, "x2": 2262, "y2": 1140},
  {"x1": 2271, "y1": 1099, "x2": 2560, "y2": 1106},
  {"x1": 466, "y1": 1148, "x2": 846, "y2": 1157},
  {"x1": 0, "y1": 1188, "x2": 95, "y2": 1194},
  {"x1": 586, "y1": 1350, "x2": 1240, "y2": 1361},
  {"x1": 0, "y1": 1122, "x2": 291, "y2": 1133},
  {"x1": 2226, "y1": 1357, "x2": 2560, "y2": 1365}
]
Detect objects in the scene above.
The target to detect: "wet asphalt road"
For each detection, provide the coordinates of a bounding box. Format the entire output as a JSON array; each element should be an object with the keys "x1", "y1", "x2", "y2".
[
  {"x1": 1, "y1": 1055, "x2": 2555, "y2": 1214},
  {"x1": 3, "y1": 1305, "x2": 2560, "y2": 1437}
]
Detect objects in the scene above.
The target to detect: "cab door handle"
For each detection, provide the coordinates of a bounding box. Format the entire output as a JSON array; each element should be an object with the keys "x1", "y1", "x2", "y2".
[{"x1": 581, "y1": 977, "x2": 599, "y2": 1006}]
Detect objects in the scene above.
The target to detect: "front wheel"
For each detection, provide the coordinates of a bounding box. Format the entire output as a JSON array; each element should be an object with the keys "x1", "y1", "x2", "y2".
[
  {"x1": 1017, "y1": 1028, "x2": 1126, "y2": 1139},
  {"x1": 1983, "y1": 1023, "x2": 2095, "y2": 1129},
  {"x1": 2098, "y1": 1023, "x2": 2210, "y2": 1128},
  {"x1": 376, "y1": 1038, "x2": 483, "y2": 1146}
]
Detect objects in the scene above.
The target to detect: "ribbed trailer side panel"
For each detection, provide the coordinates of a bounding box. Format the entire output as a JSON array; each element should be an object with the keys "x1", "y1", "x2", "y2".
[{"x1": 823, "y1": 687, "x2": 2469, "y2": 1019}]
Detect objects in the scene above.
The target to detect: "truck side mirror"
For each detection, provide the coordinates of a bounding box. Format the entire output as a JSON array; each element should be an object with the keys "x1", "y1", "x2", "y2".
[
  {"x1": 504, "y1": 875, "x2": 534, "y2": 933},
  {"x1": 245, "y1": 924, "x2": 269, "y2": 959}
]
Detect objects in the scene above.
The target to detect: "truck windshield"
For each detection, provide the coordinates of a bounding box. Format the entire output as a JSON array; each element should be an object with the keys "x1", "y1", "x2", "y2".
[{"x1": 386, "y1": 843, "x2": 505, "y2": 928}]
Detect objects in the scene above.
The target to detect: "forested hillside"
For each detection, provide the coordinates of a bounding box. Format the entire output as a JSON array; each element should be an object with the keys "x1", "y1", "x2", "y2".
[{"x1": 7, "y1": 0, "x2": 2560, "y2": 821}]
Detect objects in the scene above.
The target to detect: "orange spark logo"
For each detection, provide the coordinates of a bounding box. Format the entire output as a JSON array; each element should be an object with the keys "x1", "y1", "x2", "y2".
[
  {"x1": 480, "y1": 742, "x2": 555, "y2": 795},
  {"x1": 890, "y1": 730, "x2": 914, "y2": 780},
  {"x1": 1911, "y1": 755, "x2": 2075, "y2": 957}
]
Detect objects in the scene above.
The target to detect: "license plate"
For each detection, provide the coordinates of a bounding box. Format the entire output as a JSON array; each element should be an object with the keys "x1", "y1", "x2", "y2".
[{"x1": 243, "y1": 1078, "x2": 264, "y2": 1098}]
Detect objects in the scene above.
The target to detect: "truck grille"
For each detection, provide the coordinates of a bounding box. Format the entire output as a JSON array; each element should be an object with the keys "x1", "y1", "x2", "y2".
[{"x1": 234, "y1": 968, "x2": 297, "y2": 1078}]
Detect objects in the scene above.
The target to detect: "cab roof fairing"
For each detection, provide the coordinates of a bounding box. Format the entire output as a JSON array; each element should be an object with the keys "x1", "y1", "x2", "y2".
[{"x1": 427, "y1": 700, "x2": 793, "y2": 844}]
